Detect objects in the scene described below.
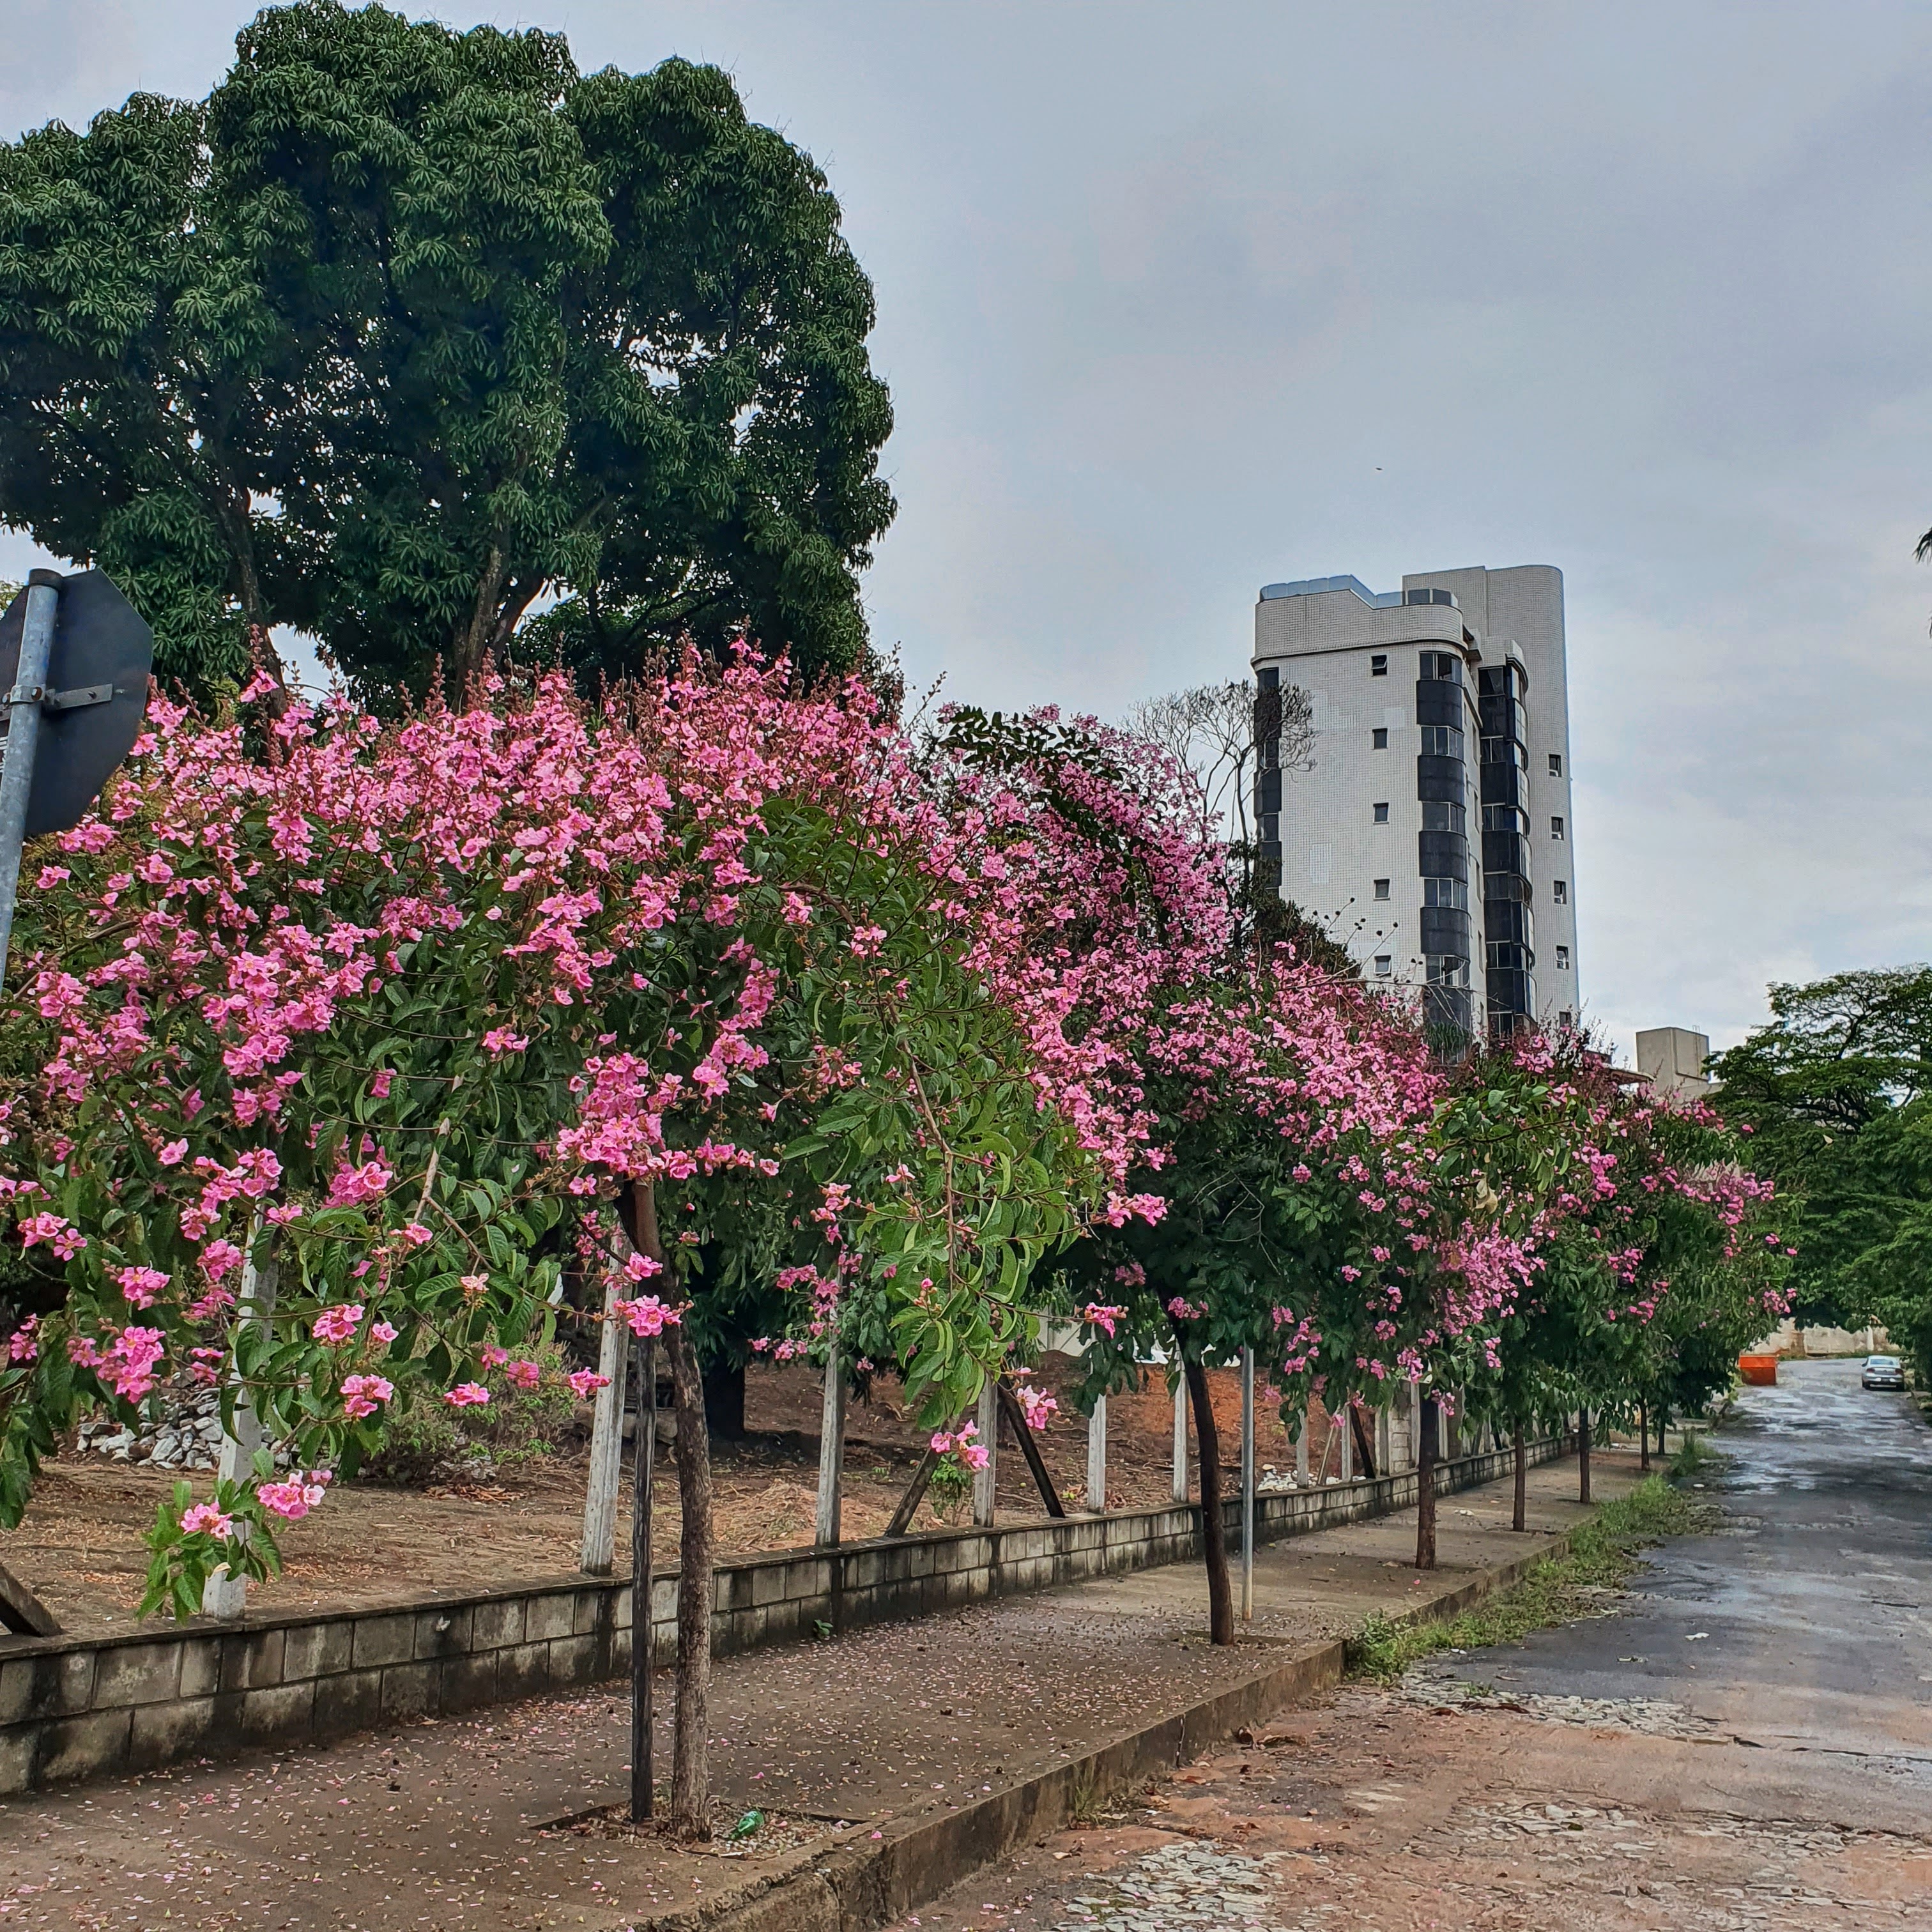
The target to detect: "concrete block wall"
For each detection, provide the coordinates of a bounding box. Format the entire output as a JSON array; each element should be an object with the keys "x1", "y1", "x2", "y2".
[{"x1": 0, "y1": 1432, "x2": 1568, "y2": 1796}]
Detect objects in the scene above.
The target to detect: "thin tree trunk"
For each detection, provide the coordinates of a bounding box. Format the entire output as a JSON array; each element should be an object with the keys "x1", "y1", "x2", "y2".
[
  {"x1": 1178, "y1": 1338, "x2": 1234, "y2": 1645},
  {"x1": 1578, "y1": 1406, "x2": 1592, "y2": 1505},
  {"x1": 625, "y1": 1179, "x2": 712, "y2": 1842},
  {"x1": 450, "y1": 542, "x2": 510, "y2": 698},
  {"x1": 1414, "y1": 1393, "x2": 1439, "y2": 1570},
  {"x1": 631, "y1": 1331, "x2": 656, "y2": 1823},
  {"x1": 1639, "y1": 1399, "x2": 1651, "y2": 1472},
  {"x1": 1349, "y1": 1400, "x2": 1378, "y2": 1480},
  {"x1": 212, "y1": 477, "x2": 290, "y2": 707},
  {"x1": 1512, "y1": 1421, "x2": 1527, "y2": 1533},
  {"x1": 664, "y1": 1316, "x2": 713, "y2": 1839},
  {"x1": 701, "y1": 1358, "x2": 747, "y2": 1439}
]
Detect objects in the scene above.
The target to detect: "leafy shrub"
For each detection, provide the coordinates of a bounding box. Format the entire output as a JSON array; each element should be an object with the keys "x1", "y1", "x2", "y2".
[{"x1": 362, "y1": 1338, "x2": 583, "y2": 1484}]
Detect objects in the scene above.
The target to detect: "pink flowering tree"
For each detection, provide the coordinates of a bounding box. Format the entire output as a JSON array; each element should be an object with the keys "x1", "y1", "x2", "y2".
[
  {"x1": 0, "y1": 657, "x2": 1138, "y2": 1834},
  {"x1": 1059, "y1": 949, "x2": 1464, "y2": 1630},
  {"x1": 1461, "y1": 1038, "x2": 1788, "y2": 1518}
]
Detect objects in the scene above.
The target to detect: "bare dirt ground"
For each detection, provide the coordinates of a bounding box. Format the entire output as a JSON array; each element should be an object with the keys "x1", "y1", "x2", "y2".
[{"x1": 0, "y1": 1358, "x2": 1317, "y2": 1634}]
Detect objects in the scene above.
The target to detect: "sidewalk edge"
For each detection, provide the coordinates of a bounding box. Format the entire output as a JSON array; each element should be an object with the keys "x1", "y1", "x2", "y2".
[{"x1": 624, "y1": 1525, "x2": 1576, "y2": 1932}]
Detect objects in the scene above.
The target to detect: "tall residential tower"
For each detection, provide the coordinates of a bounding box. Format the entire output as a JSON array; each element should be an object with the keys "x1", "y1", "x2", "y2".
[{"x1": 1252, "y1": 564, "x2": 1577, "y2": 1038}]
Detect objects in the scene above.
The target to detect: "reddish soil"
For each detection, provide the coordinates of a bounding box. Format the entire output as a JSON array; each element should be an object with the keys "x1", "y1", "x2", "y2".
[{"x1": 1, "y1": 1358, "x2": 1326, "y2": 1635}]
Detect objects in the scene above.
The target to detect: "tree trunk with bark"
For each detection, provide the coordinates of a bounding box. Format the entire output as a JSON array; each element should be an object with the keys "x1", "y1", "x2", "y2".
[
  {"x1": 1414, "y1": 1394, "x2": 1439, "y2": 1569},
  {"x1": 664, "y1": 1317, "x2": 714, "y2": 1839},
  {"x1": 622, "y1": 1179, "x2": 713, "y2": 1841},
  {"x1": 1178, "y1": 1339, "x2": 1234, "y2": 1645},
  {"x1": 1577, "y1": 1406, "x2": 1591, "y2": 1505},
  {"x1": 701, "y1": 1358, "x2": 747, "y2": 1439},
  {"x1": 1639, "y1": 1399, "x2": 1650, "y2": 1472},
  {"x1": 1512, "y1": 1421, "x2": 1527, "y2": 1532}
]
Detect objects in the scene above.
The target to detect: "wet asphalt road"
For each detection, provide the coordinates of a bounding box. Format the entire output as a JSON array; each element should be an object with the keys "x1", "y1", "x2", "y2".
[{"x1": 1454, "y1": 1356, "x2": 1932, "y2": 1767}]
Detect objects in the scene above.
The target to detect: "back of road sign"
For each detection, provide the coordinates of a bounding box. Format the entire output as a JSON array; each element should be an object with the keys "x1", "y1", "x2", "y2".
[{"x1": 0, "y1": 572, "x2": 153, "y2": 836}]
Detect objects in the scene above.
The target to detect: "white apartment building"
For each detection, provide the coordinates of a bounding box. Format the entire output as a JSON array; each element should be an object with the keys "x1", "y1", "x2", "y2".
[{"x1": 1252, "y1": 564, "x2": 1578, "y2": 1039}]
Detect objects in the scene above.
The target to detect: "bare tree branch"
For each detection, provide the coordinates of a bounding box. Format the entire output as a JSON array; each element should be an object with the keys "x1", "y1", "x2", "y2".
[
  {"x1": 1124, "y1": 678, "x2": 1313, "y2": 847},
  {"x1": 1126, "y1": 677, "x2": 1318, "y2": 953}
]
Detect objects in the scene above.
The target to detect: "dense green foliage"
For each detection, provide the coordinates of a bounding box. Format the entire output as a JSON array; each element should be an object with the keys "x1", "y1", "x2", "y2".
[
  {"x1": 1712, "y1": 966, "x2": 1932, "y2": 1378},
  {"x1": 0, "y1": 1, "x2": 893, "y2": 704}
]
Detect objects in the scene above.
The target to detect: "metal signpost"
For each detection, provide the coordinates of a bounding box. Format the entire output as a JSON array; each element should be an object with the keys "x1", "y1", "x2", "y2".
[
  {"x1": 0, "y1": 569, "x2": 154, "y2": 988},
  {"x1": 0, "y1": 569, "x2": 152, "y2": 1638}
]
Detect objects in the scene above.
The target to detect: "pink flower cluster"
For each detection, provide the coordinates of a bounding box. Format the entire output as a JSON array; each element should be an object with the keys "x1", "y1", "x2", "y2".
[
  {"x1": 258, "y1": 1471, "x2": 332, "y2": 1521},
  {"x1": 929, "y1": 1421, "x2": 990, "y2": 1472}
]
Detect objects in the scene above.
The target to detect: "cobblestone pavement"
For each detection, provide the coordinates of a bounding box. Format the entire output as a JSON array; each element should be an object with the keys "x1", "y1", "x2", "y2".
[
  {"x1": 887, "y1": 1367, "x2": 1932, "y2": 1932},
  {"x1": 883, "y1": 1674, "x2": 1932, "y2": 1932}
]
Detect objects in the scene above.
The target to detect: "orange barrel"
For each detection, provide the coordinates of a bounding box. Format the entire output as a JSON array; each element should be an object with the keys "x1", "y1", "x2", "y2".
[{"x1": 1737, "y1": 1354, "x2": 1779, "y2": 1386}]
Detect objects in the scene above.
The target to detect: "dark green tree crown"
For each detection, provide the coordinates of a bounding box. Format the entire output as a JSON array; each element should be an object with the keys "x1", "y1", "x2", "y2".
[{"x1": 0, "y1": 0, "x2": 895, "y2": 706}]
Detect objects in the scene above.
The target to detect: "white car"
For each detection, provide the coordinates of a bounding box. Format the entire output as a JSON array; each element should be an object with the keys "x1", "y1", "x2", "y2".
[{"x1": 1861, "y1": 1354, "x2": 1906, "y2": 1390}]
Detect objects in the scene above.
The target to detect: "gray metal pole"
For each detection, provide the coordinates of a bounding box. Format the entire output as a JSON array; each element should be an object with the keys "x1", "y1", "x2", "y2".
[
  {"x1": 0, "y1": 574, "x2": 61, "y2": 989},
  {"x1": 1240, "y1": 1347, "x2": 1255, "y2": 1622}
]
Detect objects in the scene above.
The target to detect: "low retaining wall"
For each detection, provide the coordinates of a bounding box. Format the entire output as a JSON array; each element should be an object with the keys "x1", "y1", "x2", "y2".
[{"x1": 0, "y1": 1432, "x2": 1568, "y2": 1796}]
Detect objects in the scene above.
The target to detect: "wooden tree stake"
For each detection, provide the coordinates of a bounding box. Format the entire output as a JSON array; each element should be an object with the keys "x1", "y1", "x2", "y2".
[
  {"x1": 1086, "y1": 1392, "x2": 1108, "y2": 1514},
  {"x1": 815, "y1": 1343, "x2": 847, "y2": 1547},
  {"x1": 1171, "y1": 1374, "x2": 1189, "y2": 1502},
  {"x1": 971, "y1": 1377, "x2": 999, "y2": 1526},
  {"x1": 205, "y1": 1229, "x2": 277, "y2": 1618},
  {"x1": 579, "y1": 1270, "x2": 629, "y2": 1577}
]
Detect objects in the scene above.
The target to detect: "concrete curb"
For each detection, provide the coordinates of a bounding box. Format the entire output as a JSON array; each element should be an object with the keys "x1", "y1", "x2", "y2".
[{"x1": 617, "y1": 1524, "x2": 1579, "y2": 1932}]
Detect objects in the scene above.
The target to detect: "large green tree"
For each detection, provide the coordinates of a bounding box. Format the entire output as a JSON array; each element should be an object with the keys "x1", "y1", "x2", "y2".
[
  {"x1": 1712, "y1": 966, "x2": 1932, "y2": 1376},
  {"x1": 0, "y1": 1, "x2": 894, "y2": 703}
]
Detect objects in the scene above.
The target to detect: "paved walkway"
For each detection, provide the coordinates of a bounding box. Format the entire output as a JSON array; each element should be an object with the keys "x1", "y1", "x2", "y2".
[
  {"x1": 882, "y1": 1377, "x2": 1932, "y2": 1932},
  {"x1": 0, "y1": 1452, "x2": 1634, "y2": 1931}
]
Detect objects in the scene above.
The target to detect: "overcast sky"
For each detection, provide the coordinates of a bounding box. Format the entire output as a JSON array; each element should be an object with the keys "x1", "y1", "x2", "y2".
[{"x1": 6, "y1": 0, "x2": 1930, "y2": 1064}]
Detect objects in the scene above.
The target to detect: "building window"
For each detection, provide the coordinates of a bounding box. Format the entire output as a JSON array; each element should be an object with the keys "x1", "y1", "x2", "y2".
[
  {"x1": 1552, "y1": 878, "x2": 1567, "y2": 904},
  {"x1": 1418, "y1": 651, "x2": 1461, "y2": 683},
  {"x1": 1548, "y1": 752, "x2": 1563, "y2": 777},
  {"x1": 1259, "y1": 666, "x2": 1280, "y2": 692},
  {"x1": 1555, "y1": 945, "x2": 1570, "y2": 970},
  {"x1": 1372, "y1": 802, "x2": 1390, "y2": 824},
  {"x1": 1558, "y1": 1009, "x2": 1573, "y2": 1027},
  {"x1": 1419, "y1": 725, "x2": 1464, "y2": 759},
  {"x1": 1370, "y1": 654, "x2": 1388, "y2": 677},
  {"x1": 1421, "y1": 801, "x2": 1465, "y2": 834},
  {"x1": 1372, "y1": 878, "x2": 1390, "y2": 900},
  {"x1": 1551, "y1": 816, "x2": 1565, "y2": 840},
  {"x1": 1372, "y1": 727, "x2": 1388, "y2": 749},
  {"x1": 1482, "y1": 804, "x2": 1528, "y2": 834},
  {"x1": 1422, "y1": 876, "x2": 1468, "y2": 911},
  {"x1": 1258, "y1": 813, "x2": 1280, "y2": 845},
  {"x1": 1374, "y1": 955, "x2": 1392, "y2": 977}
]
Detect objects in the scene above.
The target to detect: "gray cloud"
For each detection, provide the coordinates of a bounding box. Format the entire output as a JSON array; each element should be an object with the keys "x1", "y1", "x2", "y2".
[{"x1": 5, "y1": 0, "x2": 1929, "y2": 1062}]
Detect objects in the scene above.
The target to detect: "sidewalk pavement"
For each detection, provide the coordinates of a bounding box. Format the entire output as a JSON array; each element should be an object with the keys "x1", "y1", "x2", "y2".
[{"x1": 0, "y1": 1451, "x2": 1639, "y2": 1932}]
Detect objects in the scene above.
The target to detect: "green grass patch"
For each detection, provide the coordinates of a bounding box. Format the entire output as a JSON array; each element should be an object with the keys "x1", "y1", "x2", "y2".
[
  {"x1": 1346, "y1": 1475, "x2": 1707, "y2": 1682},
  {"x1": 1667, "y1": 1430, "x2": 1720, "y2": 1482}
]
